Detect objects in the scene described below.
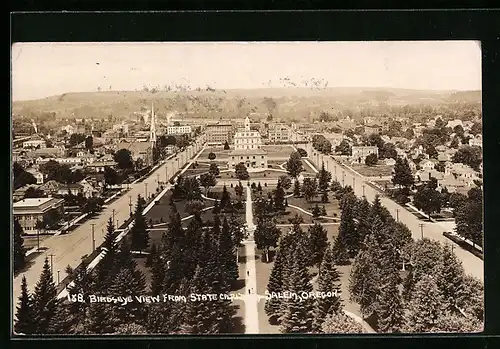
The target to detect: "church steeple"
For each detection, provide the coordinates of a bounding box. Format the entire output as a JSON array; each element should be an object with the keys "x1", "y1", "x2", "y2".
[
  {"x1": 150, "y1": 102, "x2": 156, "y2": 148},
  {"x1": 244, "y1": 116, "x2": 250, "y2": 131}
]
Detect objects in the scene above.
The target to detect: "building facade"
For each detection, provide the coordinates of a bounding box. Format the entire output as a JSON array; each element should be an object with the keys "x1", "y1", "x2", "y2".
[
  {"x1": 351, "y1": 146, "x2": 378, "y2": 163},
  {"x1": 206, "y1": 123, "x2": 233, "y2": 145},
  {"x1": 228, "y1": 117, "x2": 267, "y2": 170},
  {"x1": 268, "y1": 123, "x2": 291, "y2": 143},
  {"x1": 13, "y1": 197, "x2": 65, "y2": 233},
  {"x1": 167, "y1": 125, "x2": 192, "y2": 135},
  {"x1": 23, "y1": 140, "x2": 46, "y2": 149}
]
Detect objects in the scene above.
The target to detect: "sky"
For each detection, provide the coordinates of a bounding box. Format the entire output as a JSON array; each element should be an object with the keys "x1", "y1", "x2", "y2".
[{"x1": 11, "y1": 41, "x2": 482, "y2": 101}]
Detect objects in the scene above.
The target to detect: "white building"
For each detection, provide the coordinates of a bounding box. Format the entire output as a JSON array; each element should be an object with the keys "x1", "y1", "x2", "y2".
[
  {"x1": 167, "y1": 125, "x2": 192, "y2": 135},
  {"x1": 23, "y1": 140, "x2": 46, "y2": 149},
  {"x1": 228, "y1": 116, "x2": 267, "y2": 170},
  {"x1": 233, "y1": 117, "x2": 262, "y2": 150},
  {"x1": 351, "y1": 146, "x2": 378, "y2": 164},
  {"x1": 446, "y1": 119, "x2": 463, "y2": 129},
  {"x1": 61, "y1": 125, "x2": 76, "y2": 135},
  {"x1": 268, "y1": 123, "x2": 291, "y2": 143},
  {"x1": 469, "y1": 134, "x2": 482, "y2": 147}
]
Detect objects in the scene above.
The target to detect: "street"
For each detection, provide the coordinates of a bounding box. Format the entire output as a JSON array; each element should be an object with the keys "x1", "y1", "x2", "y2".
[
  {"x1": 13, "y1": 140, "x2": 205, "y2": 306},
  {"x1": 304, "y1": 144, "x2": 484, "y2": 281}
]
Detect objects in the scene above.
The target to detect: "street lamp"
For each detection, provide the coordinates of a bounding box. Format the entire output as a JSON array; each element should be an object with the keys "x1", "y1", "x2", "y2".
[
  {"x1": 57, "y1": 269, "x2": 60, "y2": 284},
  {"x1": 112, "y1": 209, "x2": 115, "y2": 227},
  {"x1": 145, "y1": 182, "x2": 148, "y2": 199},
  {"x1": 362, "y1": 184, "x2": 365, "y2": 197},
  {"x1": 342, "y1": 171, "x2": 345, "y2": 187},
  {"x1": 128, "y1": 195, "x2": 132, "y2": 215},
  {"x1": 419, "y1": 223, "x2": 424, "y2": 239},
  {"x1": 396, "y1": 208, "x2": 400, "y2": 222}
]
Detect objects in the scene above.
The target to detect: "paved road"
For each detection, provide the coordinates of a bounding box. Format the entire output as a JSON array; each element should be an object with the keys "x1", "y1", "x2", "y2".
[
  {"x1": 304, "y1": 144, "x2": 484, "y2": 281},
  {"x1": 13, "y1": 140, "x2": 205, "y2": 306},
  {"x1": 243, "y1": 187, "x2": 259, "y2": 334}
]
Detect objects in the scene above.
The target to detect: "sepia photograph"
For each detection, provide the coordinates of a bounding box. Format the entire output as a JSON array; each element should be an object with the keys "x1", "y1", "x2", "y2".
[{"x1": 11, "y1": 41, "x2": 483, "y2": 335}]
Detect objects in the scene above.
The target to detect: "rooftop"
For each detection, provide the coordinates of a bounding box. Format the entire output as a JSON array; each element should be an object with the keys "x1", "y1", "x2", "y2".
[{"x1": 13, "y1": 197, "x2": 55, "y2": 208}]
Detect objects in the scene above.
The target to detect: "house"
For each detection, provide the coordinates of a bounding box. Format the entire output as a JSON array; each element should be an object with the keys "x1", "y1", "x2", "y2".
[
  {"x1": 384, "y1": 158, "x2": 396, "y2": 166},
  {"x1": 420, "y1": 159, "x2": 436, "y2": 171},
  {"x1": 86, "y1": 158, "x2": 118, "y2": 173},
  {"x1": 39, "y1": 180, "x2": 63, "y2": 197},
  {"x1": 23, "y1": 139, "x2": 46, "y2": 149},
  {"x1": 415, "y1": 169, "x2": 444, "y2": 183},
  {"x1": 408, "y1": 160, "x2": 417, "y2": 172},
  {"x1": 26, "y1": 169, "x2": 44, "y2": 184},
  {"x1": 469, "y1": 134, "x2": 482, "y2": 147},
  {"x1": 438, "y1": 175, "x2": 475, "y2": 194},
  {"x1": 437, "y1": 153, "x2": 451, "y2": 162},
  {"x1": 57, "y1": 183, "x2": 84, "y2": 197},
  {"x1": 446, "y1": 119, "x2": 463, "y2": 129},
  {"x1": 79, "y1": 178, "x2": 99, "y2": 198},
  {"x1": 116, "y1": 140, "x2": 153, "y2": 164},
  {"x1": 13, "y1": 185, "x2": 38, "y2": 202},
  {"x1": 13, "y1": 197, "x2": 65, "y2": 233}
]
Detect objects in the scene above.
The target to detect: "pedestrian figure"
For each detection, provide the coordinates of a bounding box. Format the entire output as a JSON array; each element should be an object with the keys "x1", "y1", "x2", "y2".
[
  {"x1": 248, "y1": 289, "x2": 251, "y2": 294},
  {"x1": 247, "y1": 271, "x2": 250, "y2": 276}
]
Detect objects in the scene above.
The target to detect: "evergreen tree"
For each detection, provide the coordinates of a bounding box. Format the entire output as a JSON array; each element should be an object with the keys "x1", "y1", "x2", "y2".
[
  {"x1": 265, "y1": 233, "x2": 295, "y2": 320},
  {"x1": 95, "y1": 218, "x2": 119, "y2": 291},
  {"x1": 312, "y1": 244, "x2": 342, "y2": 331},
  {"x1": 333, "y1": 195, "x2": 358, "y2": 263},
  {"x1": 377, "y1": 258, "x2": 404, "y2": 333},
  {"x1": 150, "y1": 249, "x2": 166, "y2": 295},
  {"x1": 84, "y1": 302, "x2": 116, "y2": 334},
  {"x1": 353, "y1": 197, "x2": 371, "y2": 242},
  {"x1": 255, "y1": 216, "x2": 281, "y2": 262},
  {"x1": 181, "y1": 266, "x2": 212, "y2": 333},
  {"x1": 67, "y1": 260, "x2": 93, "y2": 328},
  {"x1": 437, "y1": 244, "x2": 466, "y2": 312},
  {"x1": 312, "y1": 203, "x2": 321, "y2": 218},
  {"x1": 392, "y1": 157, "x2": 414, "y2": 189},
  {"x1": 130, "y1": 195, "x2": 149, "y2": 252},
  {"x1": 32, "y1": 257, "x2": 59, "y2": 334},
  {"x1": 110, "y1": 241, "x2": 146, "y2": 324},
  {"x1": 280, "y1": 245, "x2": 314, "y2": 333},
  {"x1": 403, "y1": 239, "x2": 442, "y2": 300},
  {"x1": 257, "y1": 182, "x2": 263, "y2": 193},
  {"x1": 321, "y1": 312, "x2": 364, "y2": 333},
  {"x1": 14, "y1": 218, "x2": 26, "y2": 272},
  {"x1": 308, "y1": 223, "x2": 329, "y2": 268},
  {"x1": 219, "y1": 218, "x2": 239, "y2": 282},
  {"x1": 349, "y1": 233, "x2": 383, "y2": 319},
  {"x1": 435, "y1": 311, "x2": 483, "y2": 333},
  {"x1": 404, "y1": 275, "x2": 443, "y2": 333},
  {"x1": 14, "y1": 276, "x2": 35, "y2": 334},
  {"x1": 145, "y1": 243, "x2": 157, "y2": 268},
  {"x1": 293, "y1": 179, "x2": 301, "y2": 197},
  {"x1": 316, "y1": 162, "x2": 332, "y2": 194},
  {"x1": 220, "y1": 185, "x2": 232, "y2": 211},
  {"x1": 273, "y1": 181, "x2": 286, "y2": 211}
]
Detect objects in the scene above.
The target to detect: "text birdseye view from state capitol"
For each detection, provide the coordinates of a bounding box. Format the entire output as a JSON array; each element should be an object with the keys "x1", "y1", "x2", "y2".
[{"x1": 11, "y1": 41, "x2": 484, "y2": 335}]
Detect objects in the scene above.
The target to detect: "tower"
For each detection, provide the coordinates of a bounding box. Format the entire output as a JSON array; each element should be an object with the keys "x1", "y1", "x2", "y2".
[
  {"x1": 150, "y1": 102, "x2": 157, "y2": 148},
  {"x1": 244, "y1": 116, "x2": 250, "y2": 131}
]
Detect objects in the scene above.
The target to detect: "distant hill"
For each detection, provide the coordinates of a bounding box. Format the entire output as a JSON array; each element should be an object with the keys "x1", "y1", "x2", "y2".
[{"x1": 12, "y1": 87, "x2": 481, "y2": 121}]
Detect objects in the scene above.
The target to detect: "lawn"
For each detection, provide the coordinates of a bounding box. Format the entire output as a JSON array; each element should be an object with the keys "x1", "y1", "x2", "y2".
[
  {"x1": 351, "y1": 164, "x2": 394, "y2": 177},
  {"x1": 286, "y1": 192, "x2": 341, "y2": 218},
  {"x1": 260, "y1": 145, "x2": 294, "y2": 159}
]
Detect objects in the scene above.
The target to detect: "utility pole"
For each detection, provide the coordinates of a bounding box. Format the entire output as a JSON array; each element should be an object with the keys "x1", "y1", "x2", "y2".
[
  {"x1": 90, "y1": 223, "x2": 96, "y2": 252},
  {"x1": 129, "y1": 195, "x2": 132, "y2": 216},
  {"x1": 396, "y1": 208, "x2": 400, "y2": 222},
  {"x1": 48, "y1": 253, "x2": 55, "y2": 282},
  {"x1": 57, "y1": 270, "x2": 60, "y2": 284},
  {"x1": 419, "y1": 223, "x2": 424, "y2": 239},
  {"x1": 145, "y1": 182, "x2": 148, "y2": 199},
  {"x1": 362, "y1": 184, "x2": 365, "y2": 197}
]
